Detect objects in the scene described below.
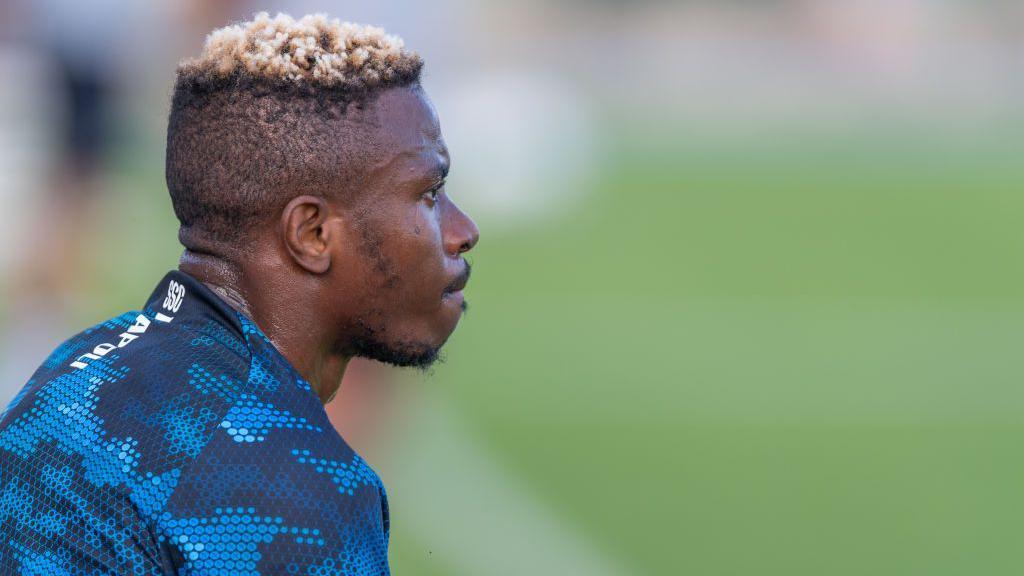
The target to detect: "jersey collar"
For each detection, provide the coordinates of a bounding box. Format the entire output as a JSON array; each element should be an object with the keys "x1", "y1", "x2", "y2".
[{"x1": 143, "y1": 269, "x2": 246, "y2": 339}]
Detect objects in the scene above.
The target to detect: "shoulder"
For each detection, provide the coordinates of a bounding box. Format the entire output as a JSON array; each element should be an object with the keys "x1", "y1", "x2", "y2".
[
  {"x1": 0, "y1": 304, "x2": 264, "y2": 573},
  {"x1": 43, "y1": 308, "x2": 253, "y2": 430},
  {"x1": 0, "y1": 306, "x2": 254, "y2": 514}
]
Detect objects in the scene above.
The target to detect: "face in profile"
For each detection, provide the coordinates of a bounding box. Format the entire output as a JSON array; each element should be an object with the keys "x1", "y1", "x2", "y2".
[{"x1": 325, "y1": 83, "x2": 480, "y2": 368}]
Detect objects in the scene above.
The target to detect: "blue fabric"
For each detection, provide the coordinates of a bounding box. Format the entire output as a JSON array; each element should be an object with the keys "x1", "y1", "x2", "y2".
[{"x1": 0, "y1": 271, "x2": 390, "y2": 575}]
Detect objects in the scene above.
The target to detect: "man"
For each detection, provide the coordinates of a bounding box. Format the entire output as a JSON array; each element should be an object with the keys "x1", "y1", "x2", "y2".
[{"x1": 0, "y1": 12, "x2": 478, "y2": 575}]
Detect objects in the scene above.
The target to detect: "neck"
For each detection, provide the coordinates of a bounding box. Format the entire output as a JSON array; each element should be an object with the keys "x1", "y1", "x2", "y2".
[{"x1": 178, "y1": 248, "x2": 349, "y2": 405}]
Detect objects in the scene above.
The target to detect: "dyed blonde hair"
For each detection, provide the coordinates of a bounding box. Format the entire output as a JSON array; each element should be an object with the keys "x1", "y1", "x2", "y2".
[{"x1": 177, "y1": 12, "x2": 422, "y2": 92}]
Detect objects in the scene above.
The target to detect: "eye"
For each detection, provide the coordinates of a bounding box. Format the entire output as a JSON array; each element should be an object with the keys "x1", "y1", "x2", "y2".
[{"x1": 423, "y1": 181, "x2": 444, "y2": 206}]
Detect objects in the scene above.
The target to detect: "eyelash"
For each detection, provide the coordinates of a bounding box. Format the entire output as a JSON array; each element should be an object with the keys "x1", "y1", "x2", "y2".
[{"x1": 424, "y1": 182, "x2": 444, "y2": 204}]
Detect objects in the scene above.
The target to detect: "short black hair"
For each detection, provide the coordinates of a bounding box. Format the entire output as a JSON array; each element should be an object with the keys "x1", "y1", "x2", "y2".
[{"x1": 165, "y1": 13, "x2": 423, "y2": 248}]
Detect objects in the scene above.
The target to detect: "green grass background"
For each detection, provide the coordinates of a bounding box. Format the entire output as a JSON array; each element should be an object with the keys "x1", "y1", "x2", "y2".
[{"x1": 423, "y1": 121, "x2": 1024, "y2": 575}]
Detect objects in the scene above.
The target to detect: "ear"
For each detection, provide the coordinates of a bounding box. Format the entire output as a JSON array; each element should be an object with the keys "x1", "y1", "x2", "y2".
[{"x1": 280, "y1": 195, "x2": 333, "y2": 274}]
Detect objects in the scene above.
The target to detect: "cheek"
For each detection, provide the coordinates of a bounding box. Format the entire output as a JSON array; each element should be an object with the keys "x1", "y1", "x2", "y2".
[
  {"x1": 397, "y1": 213, "x2": 445, "y2": 283},
  {"x1": 410, "y1": 208, "x2": 445, "y2": 253},
  {"x1": 366, "y1": 208, "x2": 445, "y2": 298}
]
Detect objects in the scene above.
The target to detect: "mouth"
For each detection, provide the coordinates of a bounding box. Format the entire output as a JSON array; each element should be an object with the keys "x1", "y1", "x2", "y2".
[
  {"x1": 442, "y1": 260, "x2": 471, "y2": 296},
  {"x1": 441, "y1": 261, "x2": 471, "y2": 312},
  {"x1": 441, "y1": 289, "x2": 465, "y2": 311}
]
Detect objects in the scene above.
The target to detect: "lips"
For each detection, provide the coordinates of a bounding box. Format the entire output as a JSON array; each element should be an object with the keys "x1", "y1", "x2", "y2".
[
  {"x1": 442, "y1": 261, "x2": 471, "y2": 295},
  {"x1": 444, "y1": 276, "x2": 467, "y2": 294}
]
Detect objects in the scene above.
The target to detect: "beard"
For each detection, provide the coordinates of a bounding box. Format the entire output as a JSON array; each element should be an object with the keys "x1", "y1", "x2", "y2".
[{"x1": 347, "y1": 317, "x2": 443, "y2": 369}]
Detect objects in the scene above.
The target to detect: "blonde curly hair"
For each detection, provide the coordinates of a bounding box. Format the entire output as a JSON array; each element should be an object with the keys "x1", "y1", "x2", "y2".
[{"x1": 177, "y1": 12, "x2": 422, "y2": 92}]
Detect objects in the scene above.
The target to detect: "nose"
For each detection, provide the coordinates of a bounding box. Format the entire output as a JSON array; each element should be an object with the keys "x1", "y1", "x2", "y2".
[{"x1": 444, "y1": 200, "x2": 480, "y2": 256}]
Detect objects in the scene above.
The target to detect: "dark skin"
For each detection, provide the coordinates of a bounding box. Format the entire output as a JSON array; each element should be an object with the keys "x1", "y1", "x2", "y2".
[{"x1": 179, "y1": 83, "x2": 479, "y2": 404}]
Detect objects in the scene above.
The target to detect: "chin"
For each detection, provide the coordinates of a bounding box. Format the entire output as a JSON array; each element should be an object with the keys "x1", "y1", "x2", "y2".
[
  {"x1": 351, "y1": 311, "x2": 463, "y2": 369},
  {"x1": 352, "y1": 335, "x2": 443, "y2": 369}
]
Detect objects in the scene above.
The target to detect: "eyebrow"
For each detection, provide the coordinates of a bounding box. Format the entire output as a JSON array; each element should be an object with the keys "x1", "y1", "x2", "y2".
[{"x1": 378, "y1": 149, "x2": 450, "y2": 189}]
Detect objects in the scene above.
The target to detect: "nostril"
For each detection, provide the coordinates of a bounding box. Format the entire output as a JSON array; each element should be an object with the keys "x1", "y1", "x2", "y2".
[
  {"x1": 460, "y1": 230, "x2": 479, "y2": 253},
  {"x1": 463, "y1": 225, "x2": 480, "y2": 253}
]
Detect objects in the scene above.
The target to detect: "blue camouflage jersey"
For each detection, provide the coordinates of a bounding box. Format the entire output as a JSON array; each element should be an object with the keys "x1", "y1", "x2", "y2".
[{"x1": 0, "y1": 270, "x2": 390, "y2": 575}]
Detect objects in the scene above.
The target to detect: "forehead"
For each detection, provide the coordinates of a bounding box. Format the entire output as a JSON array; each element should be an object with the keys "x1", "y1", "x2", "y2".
[{"x1": 355, "y1": 85, "x2": 448, "y2": 181}]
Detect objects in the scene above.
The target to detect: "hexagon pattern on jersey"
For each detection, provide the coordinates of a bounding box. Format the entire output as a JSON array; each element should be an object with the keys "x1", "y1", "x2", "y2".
[{"x1": 0, "y1": 271, "x2": 390, "y2": 575}]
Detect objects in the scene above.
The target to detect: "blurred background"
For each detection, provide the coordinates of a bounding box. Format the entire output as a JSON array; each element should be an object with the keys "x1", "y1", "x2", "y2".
[{"x1": 1, "y1": 0, "x2": 1023, "y2": 574}]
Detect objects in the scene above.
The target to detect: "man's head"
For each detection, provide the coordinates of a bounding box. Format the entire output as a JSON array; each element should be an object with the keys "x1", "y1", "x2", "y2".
[{"x1": 167, "y1": 13, "x2": 479, "y2": 368}]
